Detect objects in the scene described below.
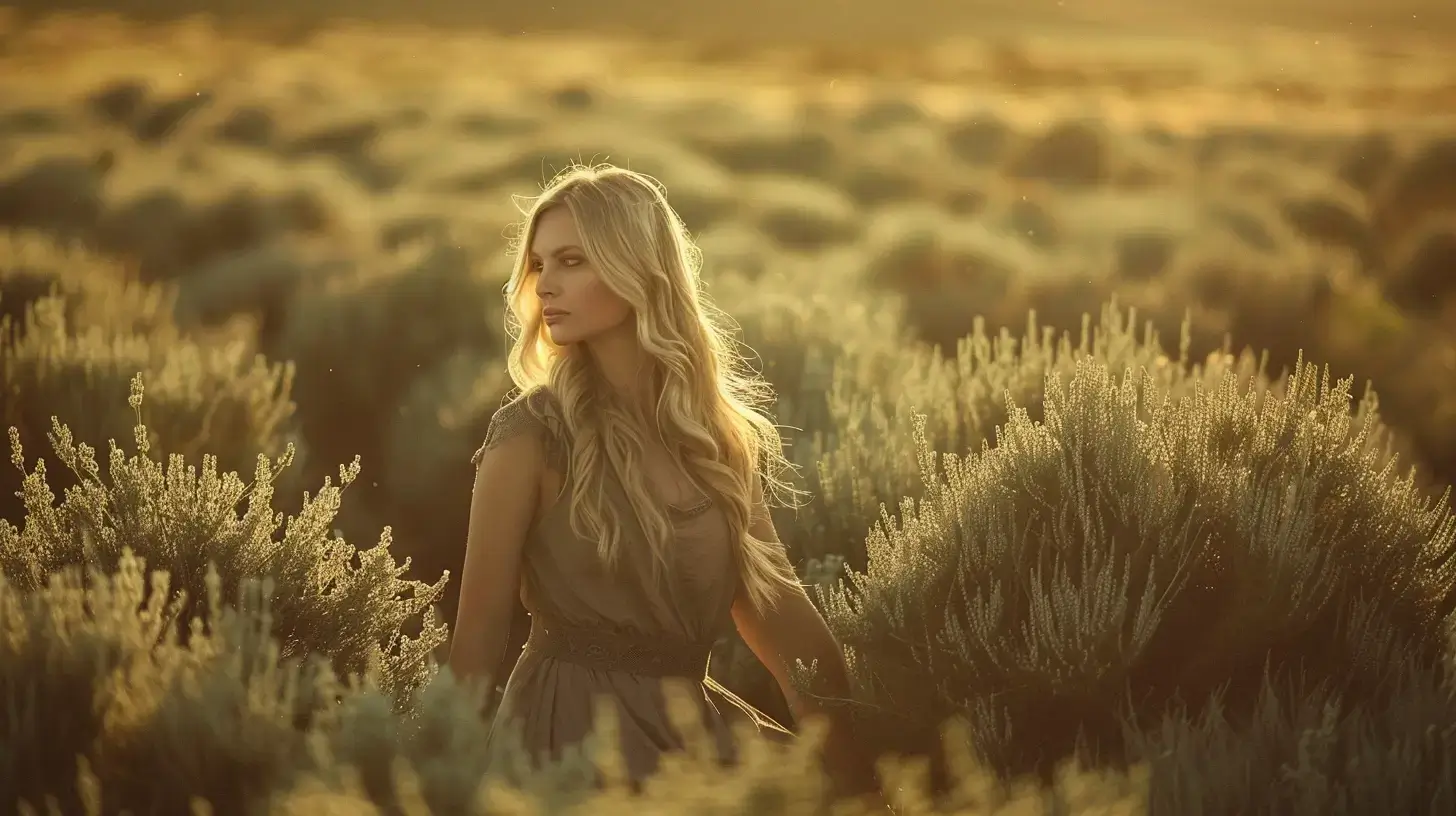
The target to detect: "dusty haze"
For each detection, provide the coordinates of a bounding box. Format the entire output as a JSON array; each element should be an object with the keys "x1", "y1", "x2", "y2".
[{"x1": 4, "y1": 0, "x2": 1454, "y2": 42}]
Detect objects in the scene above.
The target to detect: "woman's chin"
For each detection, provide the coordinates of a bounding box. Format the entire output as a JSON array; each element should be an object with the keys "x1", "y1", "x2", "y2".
[{"x1": 545, "y1": 326, "x2": 576, "y2": 346}]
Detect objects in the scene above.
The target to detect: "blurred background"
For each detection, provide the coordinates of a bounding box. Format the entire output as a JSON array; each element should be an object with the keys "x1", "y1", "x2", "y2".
[
  {"x1": 1, "y1": 0, "x2": 1454, "y2": 724},
  {"x1": 3, "y1": 0, "x2": 1456, "y2": 40}
]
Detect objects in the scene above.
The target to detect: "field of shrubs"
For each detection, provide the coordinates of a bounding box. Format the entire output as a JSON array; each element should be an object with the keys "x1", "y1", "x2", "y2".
[{"x1": 2, "y1": 10, "x2": 1456, "y2": 813}]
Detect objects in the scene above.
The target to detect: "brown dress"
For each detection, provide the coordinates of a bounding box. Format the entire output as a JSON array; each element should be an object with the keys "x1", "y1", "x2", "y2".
[{"x1": 470, "y1": 387, "x2": 793, "y2": 783}]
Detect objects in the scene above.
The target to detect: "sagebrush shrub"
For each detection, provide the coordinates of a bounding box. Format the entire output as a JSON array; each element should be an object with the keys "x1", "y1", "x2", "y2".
[
  {"x1": 1, "y1": 551, "x2": 319, "y2": 812},
  {"x1": 791, "y1": 303, "x2": 1312, "y2": 573},
  {"x1": 712, "y1": 301, "x2": 1273, "y2": 724},
  {"x1": 859, "y1": 203, "x2": 1038, "y2": 352},
  {"x1": 0, "y1": 153, "x2": 108, "y2": 236},
  {"x1": 169, "y1": 243, "x2": 328, "y2": 344},
  {"x1": 1005, "y1": 119, "x2": 1109, "y2": 188},
  {"x1": 705, "y1": 258, "x2": 911, "y2": 450},
  {"x1": 743, "y1": 175, "x2": 861, "y2": 251},
  {"x1": 0, "y1": 376, "x2": 447, "y2": 711},
  {"x1": 1, "y1": 551, "x2": 483, "y2": 814},
  {"x1": 943, "y1": 112, "x2": 1011, "y2": 166},
  {"x1": 1275, "y1": 179, "x2": 1376, "y2": 271},
  {"x1": 1127, "y1": 657, "x2": 1456, "y2": 815},
  {"x1": 684, "y1": 120, "x2": 841, "y2": 180},
  {"x1": 275, "y1": 242, "x2": 504, "y2": 510},
  {"x1": 696, "y1": 263, "x2": 914, "y2": 721},
  {"x1": 0, "y1": 288, "x2": 297, "y2": 526},
  {"x1": 0, "y1": 229, "x2": 174, "y2": 335},
  {"x1": 809, "y1": 348, "x2": 1455, "y2": 800},
  {"x1": 3, "y1": 551, "x2": 1134, "y2": 814},
  {"x1": 1333, "y1": 131, "x2": 1397, "y2": 193},
  {"x1": 270, "y1": 240, "x2": 514, "y2": 643},
  {"x1": 1385, "y1": 213, "x2": 1456, "y2": 315},
  {"x1": 380, "y1": 348, "x2": 513, "y2": 623},
  {"x1": 1370, "y1": 135, "x2": 1456, "y2": 249}
]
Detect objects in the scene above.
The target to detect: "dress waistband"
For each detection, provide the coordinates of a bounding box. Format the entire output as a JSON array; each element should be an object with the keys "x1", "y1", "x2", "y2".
[{"x1": 524, "y1": 616, "x2": 712, "y2": 681}]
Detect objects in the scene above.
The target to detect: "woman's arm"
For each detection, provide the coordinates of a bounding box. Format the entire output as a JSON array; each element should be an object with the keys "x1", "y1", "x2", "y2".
[
  {"x1": 731, "y1": 495, "x2": 882, "y2": 801},
  {"x1": 731, "y1": 551, "x2": 852, "y2": 723},
  {"x1": 447, "y1": 428, "x2": 543, "y2": 713}
]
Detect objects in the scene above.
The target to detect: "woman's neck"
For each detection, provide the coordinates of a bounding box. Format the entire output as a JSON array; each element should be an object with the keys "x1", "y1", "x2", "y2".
[{"x1": 585, "y1": 325, "x2": 658, "y2": 418}]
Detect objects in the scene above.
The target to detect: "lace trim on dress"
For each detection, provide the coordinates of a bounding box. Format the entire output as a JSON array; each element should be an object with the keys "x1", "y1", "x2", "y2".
[
  {"x1": 471, "y1": 388, "x2": 568, "y2": 470},
  {"x1": 670, "y1": 495, "x2": 714, "y2": 519}
]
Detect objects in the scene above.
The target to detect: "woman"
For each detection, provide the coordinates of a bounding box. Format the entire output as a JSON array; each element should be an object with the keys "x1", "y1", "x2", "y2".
[{"x1": 447, "y1": 163, "x2": 881, "y2": 801}]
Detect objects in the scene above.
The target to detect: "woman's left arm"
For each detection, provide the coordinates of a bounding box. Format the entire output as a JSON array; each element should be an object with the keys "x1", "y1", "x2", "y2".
[{"x1": 731, "y1": 496, "x2": 882, "y2": 801}]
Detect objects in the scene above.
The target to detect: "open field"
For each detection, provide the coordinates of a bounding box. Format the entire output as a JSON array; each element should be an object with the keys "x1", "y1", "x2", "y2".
[{"x1": 2, "y1": 7, "x2": 1456, "y2": 812}]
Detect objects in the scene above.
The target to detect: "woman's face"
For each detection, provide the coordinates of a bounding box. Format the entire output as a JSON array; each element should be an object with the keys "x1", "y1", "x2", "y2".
[{"x1": 529, "y1": 205, "x2": 633, "y2": 346}]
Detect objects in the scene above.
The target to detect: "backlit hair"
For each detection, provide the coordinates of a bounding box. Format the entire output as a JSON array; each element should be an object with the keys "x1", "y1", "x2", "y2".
[{"x1": 502, "y1": 162, "x2": 802, "y2": 614}]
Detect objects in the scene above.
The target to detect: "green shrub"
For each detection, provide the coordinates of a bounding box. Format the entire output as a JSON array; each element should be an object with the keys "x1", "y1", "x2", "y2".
[
  {"x1": 697, "y1": 263, "x2": 915, "y2": 723},
  {"x1": 858, "y1": 203, "x2": 1042, "y2": 352},
  {"x1": 10, "y1": 329, "x2": 1445, "y2": 814},
  {"x1": 1385, "y1": 213, "x2": 1456, "y2": 316},
  {"x1": 717, "y1": 298, "x2": 1431, "y2": 741},
  {"x1": 0, "y1": 153, "x2": 108, "y2": 236},
  {"x1": 1, "y1": 551, "x2": 505, "y2": 815},
  {"x1": 1004, "y1": 119, "x2": 1109, "y2": 188},
  {"x1": 0, "y1": 377, "x2": 447, "y2": 711},
  {"x1": 791, "y1": 303, "x2": 1294, "y2": 573},
  {"x1": 1370, "y1": 135, "x2": 1456, "y2": 250},
  {"x1": 275, "y1": 242, "x2": 503, "y2": 504},
  {"x1": 1, "y1": 551, "x2": 1136, "y2": 814},
  {"x1": 683, "y1": 118, "x2": 841, "y2": 181},
  {"x1": 0, "y1": 277, "x2": 297, "y2": 526},
  {"x1": 810, "y1": 347, "x2": 1454, "y2": 798},
  {"x1": 1127, "y1": 658, "x2": 1456, "y2": 815},
  {"x1": 706, "y1": 259, "x2": 912, "y2": 445},
  {"x1": 1333, "y1": 131, "x2": 1396, "y2": 194},
  {"x1": 0, "y1": 552, "x2": 343, "y2": 813},
  {"x1": 1275, "y1": 178, "x2": 1377, "y2": 271},
  {"x1": 943, "y1": 112, "x2": 1012, "y2": 167},
  {"x1": 839, "y1": 161, "x2": 925, "y2": 208},
  {"x1": 744, "y1": 176, "x2": 861, "y2": 251},
  {"x1": 380, "y1": 348, "x2": 512, "y2": 625},
  {"x1": 0, "y1": 229, "x2": 173, "y2": 336},
  {"x1": 712, "y1": 296, "x2": 1255, "y2": 719},
  {"x1": 168, "y1": 244, "x2": 329, "y2": 346}
]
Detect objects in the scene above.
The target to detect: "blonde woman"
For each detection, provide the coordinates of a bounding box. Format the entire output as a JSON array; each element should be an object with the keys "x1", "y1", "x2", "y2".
[{"x1": 448, "y1": 163, "x2": 881, "y2": 803}]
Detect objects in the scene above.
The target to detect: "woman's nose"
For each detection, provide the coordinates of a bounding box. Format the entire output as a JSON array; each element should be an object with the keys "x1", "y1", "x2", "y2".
[{"x1": 534, "y1": 265, "x2": 555, "y2": 299}]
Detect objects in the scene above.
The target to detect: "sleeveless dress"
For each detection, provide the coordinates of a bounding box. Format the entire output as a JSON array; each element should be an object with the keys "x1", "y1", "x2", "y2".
[{"x1": 470, "y1": 386, "x2": 793, "y2": 783}]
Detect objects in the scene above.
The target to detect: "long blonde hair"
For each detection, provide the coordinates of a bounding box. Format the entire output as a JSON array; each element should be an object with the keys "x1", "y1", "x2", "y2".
[{"x1": 502, "y1": 163, "x2": 803, "y2": 615}]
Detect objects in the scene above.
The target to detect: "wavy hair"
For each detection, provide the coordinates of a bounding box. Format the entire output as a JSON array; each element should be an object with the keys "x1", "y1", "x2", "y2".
[{"x1": 501, "y1": 163, "x2": 803, "y2": 615}]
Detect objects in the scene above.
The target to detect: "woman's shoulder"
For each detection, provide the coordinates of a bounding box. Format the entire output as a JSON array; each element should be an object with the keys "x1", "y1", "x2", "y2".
[{"x1": 471, "y1": 386, "x2": 568, "y2": 467}]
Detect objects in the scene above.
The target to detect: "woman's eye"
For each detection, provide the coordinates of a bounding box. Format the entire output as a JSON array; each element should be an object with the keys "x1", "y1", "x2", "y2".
[{"x1": 561, "y1": 257, "x2": 582, "y2": 267}]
